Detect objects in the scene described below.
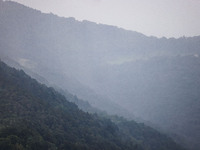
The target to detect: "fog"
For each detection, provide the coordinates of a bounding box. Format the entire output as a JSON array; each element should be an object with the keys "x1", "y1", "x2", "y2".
[{"x1": 1, "y1": 1, "x2": 200, "y2": 150}]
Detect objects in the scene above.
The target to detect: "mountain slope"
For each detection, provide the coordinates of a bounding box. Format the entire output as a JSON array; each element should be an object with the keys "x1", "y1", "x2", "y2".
[
  {"x1": 0, "y1": 0, "x2": 137, "y2": 119},
  {"x1": 112, "y1": 55, "x2": 200, "y2": 150},
  {"x1": 0, "y1": 60, "x2": 137, "y2": 150},
  {"x1": 0, "y1": 1, "x2": 200, "y2": 150},
  {"x1": 0, "y1": 60, "x2": 186, "y2": 150}
]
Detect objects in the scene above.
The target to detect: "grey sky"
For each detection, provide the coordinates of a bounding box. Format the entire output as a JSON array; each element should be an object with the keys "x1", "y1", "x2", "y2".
[{"x1": 9, "y1": 0, "x2": 200, "y2": 38}]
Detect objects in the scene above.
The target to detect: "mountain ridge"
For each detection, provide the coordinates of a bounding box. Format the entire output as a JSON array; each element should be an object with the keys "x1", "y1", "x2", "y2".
[{"x1": 1, "y1": 1, "x2": 200, "y2": 150}]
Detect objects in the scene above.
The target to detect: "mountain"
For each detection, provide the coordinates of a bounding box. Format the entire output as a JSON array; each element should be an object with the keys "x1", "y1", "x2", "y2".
[
  {"x1": 0, "y1": 60, "x2": 134, "y2": 150},
  {"x1": 100, "y1": 55, "x2": 200, "y2": 149},
  {"x1": 0, "y1": 60, "x2": 185, "y2": 150},
  {"x1": 0, "y1": 0, "x2": 138, "y2": 119},
  {"x1": 0, "y1": 0, "x2": 200, "y2": 149}
]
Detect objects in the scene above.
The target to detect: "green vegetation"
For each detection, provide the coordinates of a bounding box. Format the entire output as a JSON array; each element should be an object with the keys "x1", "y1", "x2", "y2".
[{"x1": 0, "y1": 60, "x2": 185, "y2": 150}]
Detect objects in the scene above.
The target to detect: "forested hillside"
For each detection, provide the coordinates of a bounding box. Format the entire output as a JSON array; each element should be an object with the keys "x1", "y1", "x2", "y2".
[
  {"x1": 0, "y1": 1, "x2": 200, "y2": 149},
  {"x1": 0, "y1": 60, "x2": 185, "y2": 150},
  {"x1": 0, "y1": 60, "x2": 134, "y2": 150}
]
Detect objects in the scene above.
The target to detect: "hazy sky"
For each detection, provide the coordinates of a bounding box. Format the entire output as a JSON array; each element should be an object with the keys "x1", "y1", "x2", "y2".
[{"x1": 9, "y1": 0, "x2": 200, "y2": 38}]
